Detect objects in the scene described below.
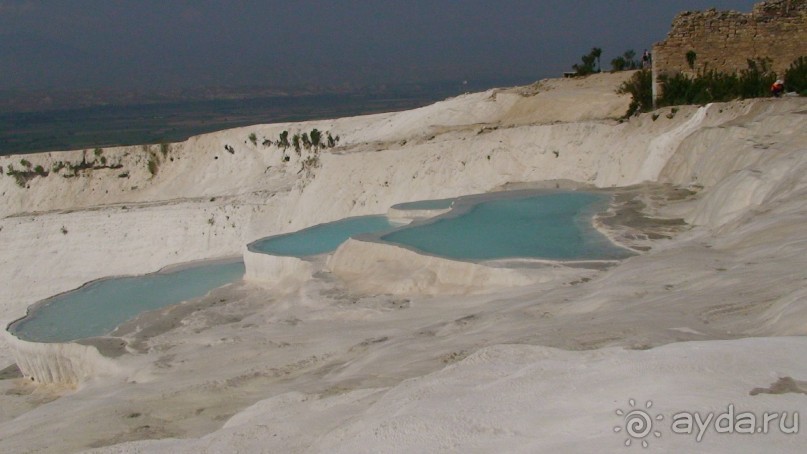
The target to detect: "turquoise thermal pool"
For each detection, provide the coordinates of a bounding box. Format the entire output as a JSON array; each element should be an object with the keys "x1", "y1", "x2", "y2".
[
  {"x1": 249, "y1": 191, "x2": 631, "y2": 262},
  {"x1": 9, "y1": 192, "x2": 629, "y2": 344},
  {"x1": 9, "y1": 260, "x2": 245, "y2": 343},
  {"x1": 381, "y1": 192, "x2": 632, "y2": 261},
  {"x1": 248, "y1": 215, "x2": 398, "y2": 257}
]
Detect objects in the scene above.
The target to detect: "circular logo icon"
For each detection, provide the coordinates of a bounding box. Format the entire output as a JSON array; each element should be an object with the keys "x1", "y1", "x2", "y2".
[{"x1": 614, "y1": 399, "x2": 663, "y2": 448}]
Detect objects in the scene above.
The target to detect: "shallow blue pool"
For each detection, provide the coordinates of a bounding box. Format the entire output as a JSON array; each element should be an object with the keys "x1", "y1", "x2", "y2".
[
  {"x1": 381, "y1": 192, "x2": 632, "y2": 261},
  {"x1": 8, "y1": 192, "x2": 629, "y2": 343},
  {"x1": 249, "y1": 215, "x2": 397, "y2": 257},
  {"x1": 9, "y1": 260, "x2": 245, "y2": 343}
]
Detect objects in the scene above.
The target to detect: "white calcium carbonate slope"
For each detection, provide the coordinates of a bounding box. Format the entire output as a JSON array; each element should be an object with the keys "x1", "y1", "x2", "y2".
[{"x1": 0, "y1": 71, "x2": 805, "y2": 452}]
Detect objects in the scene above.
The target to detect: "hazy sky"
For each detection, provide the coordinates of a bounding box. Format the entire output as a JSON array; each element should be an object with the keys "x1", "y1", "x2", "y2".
[{"x1": 0, "y1": 0, "x2": 759, "y2": 92}]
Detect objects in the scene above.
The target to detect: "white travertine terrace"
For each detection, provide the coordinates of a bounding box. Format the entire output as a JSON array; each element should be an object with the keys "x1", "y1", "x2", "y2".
[
  {"x1": 1, "y1": 71, "x2": 806, "y2": 452},
  {"x1": 1, "y1": 331, "x2": 123, "y2": 386}
]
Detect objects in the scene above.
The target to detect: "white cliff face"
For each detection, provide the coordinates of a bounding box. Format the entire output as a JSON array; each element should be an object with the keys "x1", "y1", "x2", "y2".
[
  {"x1": 2, "y1": 331, "x2": 122, "y2": 386},
  {"x1": 1, "y1": 72, "x2": 806, "y2": 452}
]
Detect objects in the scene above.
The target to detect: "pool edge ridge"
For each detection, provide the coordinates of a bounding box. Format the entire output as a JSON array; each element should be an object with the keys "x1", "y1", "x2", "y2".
[
  {"x1": 326, "y1": 237, "x2": 594, "y2": 296},
  {"x1": 1, "y1": 328, "x2": 126, "y2": 386},
  {"x1": 242, "y1": 248, "x2": 315, "y2": 289}
]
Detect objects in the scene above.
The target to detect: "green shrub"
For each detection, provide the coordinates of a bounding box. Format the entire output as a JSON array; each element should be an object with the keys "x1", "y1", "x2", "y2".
[
  {"x1": 147, "y1": 158, "x2": 158, "y2": 176},
  {"x1": 67, "y1": 160, "x2": 93, "y2": 176},
  {"x1": 784, "y1": 56, "x2": 807, "y2": 93},
  {"x1": 6, "y1": 164, "x2": 30, "y2": 187},
  {"x1": 277, "y1": 130, "x2": 290, "y2": 150},
  {"x1": 309, "y1": 129, "x2": 321, "y2": 151},
  {"x1": 738, "y1": 58, "x2": 776, "y2": 98},
  {"x1": 618, "y1": 70, "x2": 653, "y2": 116},
  {"x1": 656, "y1": 58, "x2": 777, "y2": 108},
  {"x1": 623, "y1": 50, "x2": 638, "y2": 70},
  {"x1": 618, "y1": 57, "x2": 783, "y2": 117},
  {"x1": 20, "y1": 159, "x2": 31, "y2": 168},
  {"x1": 667, "y1": 72, "x2": 720, "y2": 104},
  {"x1": 573, "y1": 48, "x2": 600, "y2": 76},
  {"x1": 160, "y1": 143, "x2": 170, "y2": 156},
  {"x1": 248, "y1": 133, "x2": 257, "y2": 146},
  {"x1": 94, "y1": 148, "x2": 103, "y2": 157},
  {"x1": 658, "y1": 72, "x2": 694, "y2": 106},
  {"x1": 611, "y1": 56, "x2": 626, "y2": 72},
  {"x1": 292, "y1": 134, "x2": 301, "y2": 155},
  {"x1": 611, "y1": 50, "x2": 640, "y2": 72},
  {"x1": 300, "y1": 155, "x2": 320, "y2": 175}
]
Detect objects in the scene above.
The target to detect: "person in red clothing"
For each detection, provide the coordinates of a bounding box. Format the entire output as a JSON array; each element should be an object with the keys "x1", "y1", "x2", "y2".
[{"x1": 771, "y1": 79, "x2": 785, "y2": 97}]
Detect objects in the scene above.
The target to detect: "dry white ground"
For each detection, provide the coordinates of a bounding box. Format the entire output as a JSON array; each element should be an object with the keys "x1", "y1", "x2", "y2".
[{"x1": 1, "y1": 71, "x2": 806, "y2": 452}]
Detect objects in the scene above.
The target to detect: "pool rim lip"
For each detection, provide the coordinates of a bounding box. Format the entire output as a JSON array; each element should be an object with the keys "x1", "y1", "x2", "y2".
[
  {"x1": 389, "y1": 197, "x2": 456, "y2": 211},
  {"x1": 337, "y1": 235, "x2": 628, "y2": 270},
  {"x1": 5, "y1": 255, "x2": 245, "y2": 344},
  {"x1": 245, "y1": 214, "x2": 405, "y2": 258}
]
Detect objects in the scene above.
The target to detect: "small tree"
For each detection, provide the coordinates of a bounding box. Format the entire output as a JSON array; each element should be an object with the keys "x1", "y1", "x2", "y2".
[
  {"x1": 611, "y1": 56, "x2": 627, "y2": 72},
  {"x1": 573, "y1": 52, "x2": 597, "y2": 76},
  {"x1": 572, "y1": 47, "x2": 607, "y2": 76},
  {"x1": 277, "y1": 130, "x2": 290, "y2": 150},
  {"x1": 591, "y1": 47, "x2": 602, "y2": 73},
  {"x1": 309, "y1": 129, "x2": 322, "y2": 152},
  {"x1": 292, "y1": 134, "x2": 301, "y2": 155},
  {"x1": 611, "y1": 50, "x2": 640, "y2": 72},
  {"x1": 623, "y1": 50, "x2": 638, "y2": 70}
]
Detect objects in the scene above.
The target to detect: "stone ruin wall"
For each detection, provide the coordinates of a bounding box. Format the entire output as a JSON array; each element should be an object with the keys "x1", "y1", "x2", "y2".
[{"x1": 652, "y1": 0, "x2": 807, "y2": 99}]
